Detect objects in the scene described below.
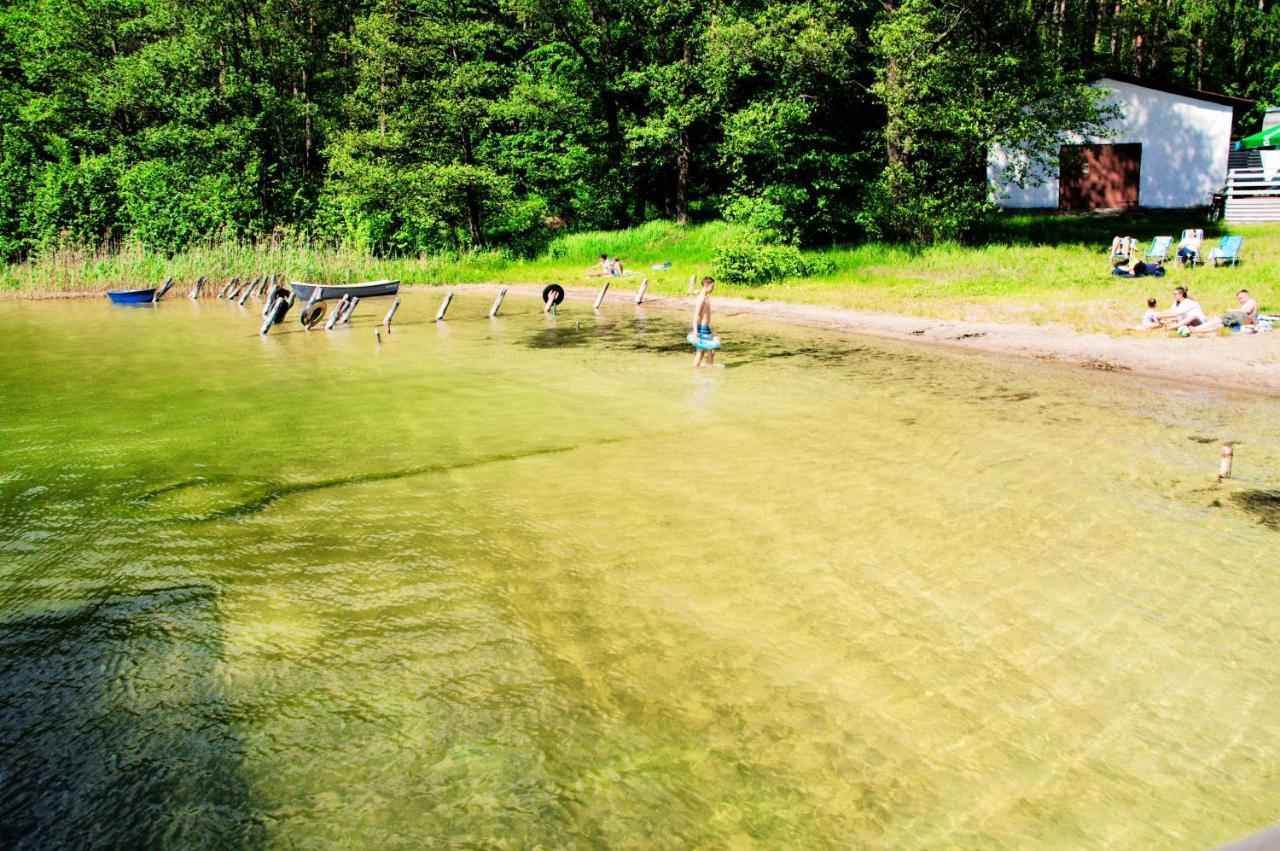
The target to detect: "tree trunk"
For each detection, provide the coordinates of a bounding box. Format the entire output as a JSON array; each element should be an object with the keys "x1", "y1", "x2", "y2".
[
  {"x1": 675, "y1": 130, "x2": 690, "y2": 225},
  {"x1": 1196, "y1": 35, "x2": 1205, "y2": 89}
]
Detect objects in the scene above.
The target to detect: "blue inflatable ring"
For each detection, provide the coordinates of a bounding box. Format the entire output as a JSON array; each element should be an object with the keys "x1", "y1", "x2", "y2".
[{"x1": 687, "y1": 331, "x2": 721, "y2": 351}]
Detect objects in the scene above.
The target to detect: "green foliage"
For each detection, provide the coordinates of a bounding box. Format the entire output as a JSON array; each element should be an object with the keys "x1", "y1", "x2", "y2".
[
  {"x1": 2, "y1": 0, "x2": 1280, "y2": 264},
  {"x1": 713, "y1": 228, "x2": 834, "y2": 286}
]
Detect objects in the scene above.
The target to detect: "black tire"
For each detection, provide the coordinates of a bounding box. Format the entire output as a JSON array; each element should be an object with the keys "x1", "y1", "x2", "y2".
[
  {"x1": 542, "y1": 284, "x2": 565, "y2": 306},
  {"x1": 299, "y1": 301, "x2": 327, "y2": 328}
]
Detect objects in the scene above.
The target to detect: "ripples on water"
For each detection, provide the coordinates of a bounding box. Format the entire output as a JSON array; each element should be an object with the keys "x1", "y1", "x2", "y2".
[{"x1": 1, "y1": 295, "x2": 1278, "y2": 848}]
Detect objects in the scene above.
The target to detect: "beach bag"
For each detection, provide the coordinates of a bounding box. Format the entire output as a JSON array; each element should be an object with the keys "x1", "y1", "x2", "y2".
[{"x1": 1222, "y1": 310, "x2": 1246, "y2": 329}]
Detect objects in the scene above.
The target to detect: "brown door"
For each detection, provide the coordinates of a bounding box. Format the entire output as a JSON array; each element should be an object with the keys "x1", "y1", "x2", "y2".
[{"x1": 1058, "y1": 143, "x2": 1141, "y2": 210}]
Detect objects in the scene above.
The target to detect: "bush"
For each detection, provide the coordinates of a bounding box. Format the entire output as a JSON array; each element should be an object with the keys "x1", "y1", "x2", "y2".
[{"x1": 712, "y1": 229, "x2": 833, "y2": 285}]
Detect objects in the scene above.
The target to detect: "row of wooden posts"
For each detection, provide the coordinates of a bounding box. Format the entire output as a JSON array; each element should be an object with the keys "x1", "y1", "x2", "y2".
[
  {"x1": 183, "y1": 270, "x2": 701, "y2": 337},
  {"x1": 436, "y1": 273, "x2": 698, "y2": 322}
]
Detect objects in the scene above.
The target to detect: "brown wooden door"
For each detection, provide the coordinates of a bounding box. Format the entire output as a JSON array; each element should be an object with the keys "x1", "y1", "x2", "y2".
[{"x1": 1058, "y1": 143, "x2": 1141, "y2": 210}]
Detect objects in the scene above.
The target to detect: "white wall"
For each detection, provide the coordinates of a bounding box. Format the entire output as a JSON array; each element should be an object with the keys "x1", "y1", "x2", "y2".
[{"x1": 988, "y1": 78, "x2": 1234, "y2": 209}]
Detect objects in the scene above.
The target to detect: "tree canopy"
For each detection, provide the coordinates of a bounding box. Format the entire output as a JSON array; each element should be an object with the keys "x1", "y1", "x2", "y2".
[{"x1": 0, "y1": 0, "x2": 1276, "y2": 259}]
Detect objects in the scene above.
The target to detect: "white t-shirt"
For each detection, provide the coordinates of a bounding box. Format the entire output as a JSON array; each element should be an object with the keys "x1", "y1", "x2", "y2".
[
  {"x1": 1142, "y1": 309, "x2": 1159, "y2": 327},
  {"x1": 1171, "y1": 298, "x2": 1206, "y2": 323}
]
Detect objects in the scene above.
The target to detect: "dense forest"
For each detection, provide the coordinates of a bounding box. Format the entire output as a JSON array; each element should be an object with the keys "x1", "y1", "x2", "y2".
[{"x1": 1, "y1": 0, "x2": 1278, "y2": 263}]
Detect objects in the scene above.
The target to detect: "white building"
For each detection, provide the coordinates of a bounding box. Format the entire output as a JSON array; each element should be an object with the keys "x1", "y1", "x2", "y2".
[{"x1": 988, "y1": 76, "x2": 1250, "y2": 211}]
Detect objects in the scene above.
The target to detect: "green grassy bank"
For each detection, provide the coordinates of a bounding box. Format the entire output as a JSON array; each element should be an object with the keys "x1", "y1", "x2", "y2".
[{"x1": 3, "y1": 214, "x2": 1274, "y2": 333}]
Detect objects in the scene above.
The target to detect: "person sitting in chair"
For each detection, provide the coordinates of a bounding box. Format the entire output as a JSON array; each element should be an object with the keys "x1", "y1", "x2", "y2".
[{"x1": 1176, "y1": 230, "x2": 1202, "y2": 266}]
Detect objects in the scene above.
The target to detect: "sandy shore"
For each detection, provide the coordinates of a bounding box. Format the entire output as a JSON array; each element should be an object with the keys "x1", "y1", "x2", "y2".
[
  {"x1": 10, "y1": 283, "x2": 1280, "y2": 397},
  {"x1": 428, "y1": 284, "x2": 1280, "y2": 398}
]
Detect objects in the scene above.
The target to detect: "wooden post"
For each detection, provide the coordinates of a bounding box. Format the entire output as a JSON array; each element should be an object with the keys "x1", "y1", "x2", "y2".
[
  {"x1": 189, "y1": 275, "x2": 205, "y2": 300},
  {"x1": 237, "y1": 281, "x2": 255, "y2": 306},
  {"x1": 217, "y1": 277, "x2": 236, "y2": 299},
  {"x1": 383, "y1": 296, "x2": 401, "y2": 332},
  {"x1": 435, "y1": 292, "x2": 453, "y2": 321},
  {"x1": 489, "y1": 287, "x2": 507, "y2": 318},
  {"x1": 1219, "y1": 444, "x2": 1234, "y2": 481},
  {"x1": 688, "y1": 274, "x2": 697, "y2": 295},
  {"x1": 226, "y1": 281, "x2": 243, "y2": 300},
  {"x1": 342, "y1": 296, "x2": 360, "y2": 324},
  {"x1": 635, "y1": 277, "x2": 648, "y2": 304},
  {"x1": 262, "y1": 284, "x2": 278, "y2": 315},
  {"x1": 151, "y1": 275, "x2": 174, "y2": 302},
  {"x1": 325, "y1": 295, "x2": 349, "y2": 330},
  {"x1": 260, "y1": 296, "x2": 285, "y2": 335},
  {"x1": 594, "y1": 280, "x2": 610, "y2": 311}
]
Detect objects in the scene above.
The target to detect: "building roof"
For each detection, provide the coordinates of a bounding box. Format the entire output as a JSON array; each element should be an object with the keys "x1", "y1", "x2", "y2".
[{"x1": 1100, "y1": 74, "x2": 1255, "y2": 111}]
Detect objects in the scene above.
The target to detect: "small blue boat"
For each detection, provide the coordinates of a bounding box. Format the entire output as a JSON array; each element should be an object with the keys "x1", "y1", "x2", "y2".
[
  {"x1": 106, "y1": 277, "x2": 174, "y2": 305},
  {"x1": 107, "y1": 288, "x2": 157, "y2": 304}
]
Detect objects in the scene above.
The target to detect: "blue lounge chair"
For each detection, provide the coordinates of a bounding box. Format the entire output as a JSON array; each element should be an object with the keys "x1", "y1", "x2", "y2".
[
  {"x1": 1209, "y1": 235, "x2": 1244, "y2": 267},
  {"x1": 1142, "y1": 235, "x2": 1172, "y2": 263}
]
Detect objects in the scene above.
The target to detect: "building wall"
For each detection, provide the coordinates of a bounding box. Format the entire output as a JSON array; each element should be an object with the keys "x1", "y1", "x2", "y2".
[{"x1": 989, "y1": 78, "x2": 1234, "y2": 209}]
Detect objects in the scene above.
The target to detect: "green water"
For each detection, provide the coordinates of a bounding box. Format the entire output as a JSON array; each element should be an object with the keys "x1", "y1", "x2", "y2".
[{"x1": 2, "y1": 294, "x2": 1279, "y2": 848}]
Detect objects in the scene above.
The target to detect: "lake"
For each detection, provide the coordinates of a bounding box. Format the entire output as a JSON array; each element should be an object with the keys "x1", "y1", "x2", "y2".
[{"x1": 1, "y1": 292, "x2": 1278, "y2": 848}]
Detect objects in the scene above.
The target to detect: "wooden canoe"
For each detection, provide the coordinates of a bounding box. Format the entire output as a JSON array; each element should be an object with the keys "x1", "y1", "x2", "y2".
[{"x1": 290, "y1": 280, "x2": 400, "y2": 302}]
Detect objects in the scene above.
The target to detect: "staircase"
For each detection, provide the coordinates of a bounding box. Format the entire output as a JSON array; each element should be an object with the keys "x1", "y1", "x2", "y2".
[{"x1": 1224, "y1": 147, "x2": 1280, "y2": 223}]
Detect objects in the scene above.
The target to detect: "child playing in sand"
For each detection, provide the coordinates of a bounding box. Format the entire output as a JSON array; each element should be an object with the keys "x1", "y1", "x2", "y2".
[
  {"x1": 1132, "y1": 297, "x2": 1161, "y2": 330},
  {"x1": 690, "y1": 276, "x2": 721, "y2": 367}
]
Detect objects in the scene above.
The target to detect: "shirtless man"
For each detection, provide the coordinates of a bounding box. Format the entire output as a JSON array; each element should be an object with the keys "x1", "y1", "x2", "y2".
[
  {"x1": 1187, "y1": 289, "x2": 1259, "y2": 334},
  {"x1": 691, "y1": 276, "x2": 719, "y2": 367}
]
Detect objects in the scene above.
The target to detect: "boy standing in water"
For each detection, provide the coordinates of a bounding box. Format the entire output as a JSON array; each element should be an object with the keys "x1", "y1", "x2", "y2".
[{"x1": 691, "y1": 276, "x2": 719, "y2": 367}]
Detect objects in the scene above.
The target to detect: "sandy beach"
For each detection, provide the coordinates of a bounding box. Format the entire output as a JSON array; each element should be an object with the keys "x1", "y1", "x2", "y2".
[{"x1": 431, "y1": 284, "x2": 1280, "y2": 398}]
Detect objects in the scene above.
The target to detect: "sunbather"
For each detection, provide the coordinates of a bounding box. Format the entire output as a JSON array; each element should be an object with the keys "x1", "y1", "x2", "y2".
[
  {"x1": 587, "y1": 253, "x2": 611, "y2": 277},
  {"x1": 1110, "y1": 236, "x2": 1137, "y2": 268},
  {"x1": 1176, "y1": 230, "x2": 1202, "y2": 266},
  {"x1": 1185, "y1": 289, "x2": 1259, "y2": 335}
]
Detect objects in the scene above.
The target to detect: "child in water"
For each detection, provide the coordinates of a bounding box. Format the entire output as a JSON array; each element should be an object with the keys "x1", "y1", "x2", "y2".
[{"x1": 691, "y1": 276, "x2": 721, "y2": 367}]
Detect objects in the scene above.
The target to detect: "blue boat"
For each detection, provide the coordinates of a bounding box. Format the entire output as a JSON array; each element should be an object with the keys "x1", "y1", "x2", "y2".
[
  {"x1": 106, "y1": 288, "x2": 157, "y2": 304},
  {"x1": 106, "y1": 277, "x2": 174, "y2": 305}
]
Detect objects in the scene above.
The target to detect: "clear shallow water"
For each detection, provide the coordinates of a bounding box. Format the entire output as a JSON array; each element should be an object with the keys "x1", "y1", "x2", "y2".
[{"x1": 1, "y1": 293, "x2": 1278, "y2": 848}]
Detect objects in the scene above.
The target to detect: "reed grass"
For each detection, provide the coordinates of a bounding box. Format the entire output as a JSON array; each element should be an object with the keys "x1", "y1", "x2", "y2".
[{"x1": 4, "y1": 215, "x2": 1276, "y2": 334}]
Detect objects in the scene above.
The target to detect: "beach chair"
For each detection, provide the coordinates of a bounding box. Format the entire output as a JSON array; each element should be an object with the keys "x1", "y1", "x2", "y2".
[
  {"x1": 1209, "y1": 235, "x2": 1244, "y2": 267},
  {"x1": 1177, "y1": 228, "x2": 1205, "y2": 266},
  {"x1": 1109, "y1": 236, "x2": 1137, "y2": 269},
  {"x1": 1142, "y1": 235, "x2": 1172, "y2": 263}
]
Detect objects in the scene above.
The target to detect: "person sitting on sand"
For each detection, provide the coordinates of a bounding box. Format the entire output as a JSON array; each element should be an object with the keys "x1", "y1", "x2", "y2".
[
  {"x1": 587, "y1": 253, "x2": 611, "y2": 277},
  {"x1": 1185, "y1": 289, "x2": 1260, "y2": 335},
  {"x1": 1156, "y1": 286, "x2": 1207, "y2": 332},
  {"x1": 691, "y1": 276, "x2": 719, "y2": 368},
  {"x1": 1129, "y1": 297, "x2": 1161, "y2": 331},
  {"x1": 609, "y1": 256, "x2": 624, "y2": 276}
]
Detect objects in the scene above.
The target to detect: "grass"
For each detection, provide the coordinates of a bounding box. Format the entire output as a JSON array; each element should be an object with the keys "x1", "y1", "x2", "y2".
[{"x1": 3, "y1": 213, "x2": 1275, "y2": 334}]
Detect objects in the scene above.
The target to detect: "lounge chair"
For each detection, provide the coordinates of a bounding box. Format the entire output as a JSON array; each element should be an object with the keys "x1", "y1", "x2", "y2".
[
  {"x1": 1142, "y1": 235, "x2": 1173, "y2": 263},
  {"x1": 1209, "y1": 235, "x2": 1244, "y2": 267},
  {"x1": 1109, "y1": 236, "x2": 1137, "y2": 269},
  {"x1": 1177, "y1": 229, "x2": 1204, "y2": 266}
]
